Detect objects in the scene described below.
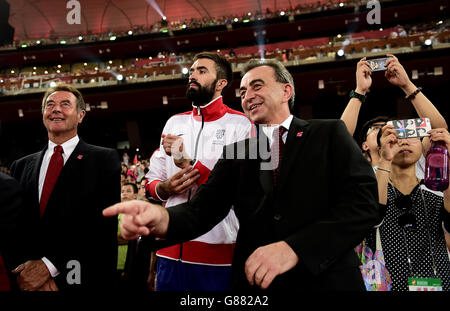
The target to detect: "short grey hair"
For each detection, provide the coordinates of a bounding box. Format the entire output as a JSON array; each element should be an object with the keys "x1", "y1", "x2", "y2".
[
  {"x1": 41, "y1": 83, "x2": 86, "y2": 114},
  {"x1": 241, "y1": 58, "x2": 295, "y2": 110}
]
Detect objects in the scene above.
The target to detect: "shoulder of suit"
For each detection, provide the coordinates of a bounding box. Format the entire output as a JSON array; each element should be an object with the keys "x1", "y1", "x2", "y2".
[
  {"x1": 79, "y1": 140, "x2": 116, "y2": 153},
  {"x1": 0, "y1": 172, "x2": 17, "y2": 184},
  {"x1": 304, "y1": 119, "x2": 343, "y2": 127},
  {"x1": 13, "y1": 150, "x2": 43, "y2": 164}
]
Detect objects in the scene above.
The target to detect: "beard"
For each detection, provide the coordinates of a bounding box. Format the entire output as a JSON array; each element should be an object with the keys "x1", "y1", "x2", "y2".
[{"x1": 186, "y1": 80, "x2": 216, "y2": 106}]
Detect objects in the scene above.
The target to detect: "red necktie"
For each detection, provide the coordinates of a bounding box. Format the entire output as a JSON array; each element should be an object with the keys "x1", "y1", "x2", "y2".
[
  {"x1": 40, "y1": 145, "x2": 64, "y2": 218},
  {"x1": 272, "y1": 126, "x2": 286, "y2": 188}
]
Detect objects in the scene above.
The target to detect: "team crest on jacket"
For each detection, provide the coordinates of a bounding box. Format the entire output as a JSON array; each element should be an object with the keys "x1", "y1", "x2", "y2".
[
  {"x1": 216, "y1": 129, "x2": 225, "y2": 139},
  {"x1": 213, "y1": 129, "x2": 226, "y2": 145}
]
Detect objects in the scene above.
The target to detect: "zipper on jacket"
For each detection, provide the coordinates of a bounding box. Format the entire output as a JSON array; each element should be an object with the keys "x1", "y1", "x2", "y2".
[{"x1": 179, "y1": 105, "x2": 205, "y2": 262}]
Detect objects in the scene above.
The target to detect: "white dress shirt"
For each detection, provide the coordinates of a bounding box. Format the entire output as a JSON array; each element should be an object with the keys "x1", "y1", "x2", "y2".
[
  {"x1": 39, "y1": 135, "x2": 80, "y2": 278},
  {"x1": 261, "y1": 114, "x2": 293, "y2": 146}
]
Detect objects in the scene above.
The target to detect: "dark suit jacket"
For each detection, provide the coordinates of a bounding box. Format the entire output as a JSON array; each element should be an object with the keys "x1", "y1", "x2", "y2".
[
  {"x1": 0, "y1": 172, "x2": 24, "y2": 288},
  {"x1": 0, "y1": 172, "x2": 23, "y2": 253},
  {"x1": 10, "y1": 139, "x2": 120, "y2": 290},
  {"x1": 165, "y1": 117, "x2": 379, "y2": 291}
]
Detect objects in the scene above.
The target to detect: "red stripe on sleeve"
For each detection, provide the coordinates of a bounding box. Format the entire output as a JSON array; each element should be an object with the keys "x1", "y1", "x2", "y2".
[
  {"x1": 147, "y1": 179, "x2": 162, "y2": 201},
  {"x1": 193, "y1": 161, "x2": 211, "y2": 185}
]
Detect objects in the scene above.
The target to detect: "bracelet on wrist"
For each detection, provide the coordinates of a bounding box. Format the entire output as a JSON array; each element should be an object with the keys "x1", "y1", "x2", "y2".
[
  {"x1": 376, "y1": 167, "x2": 391, "y2": 173},
  {"x1": 405, "y1": 87, "x2": 422, "y2": 101}
]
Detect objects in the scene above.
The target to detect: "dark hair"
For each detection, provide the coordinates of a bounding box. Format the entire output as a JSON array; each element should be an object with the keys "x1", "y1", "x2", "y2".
[
  {"x1": 41, "y1": 83, "x2": 86, "y2": 113},
  {"x1": 123, "y1": 182, "x2": 138, "y2": 194},
  {"x1": 357, "y1": 116, "x2": 391, "y2": 148},
  {"x1": 241, "y1": 58, "x2": 295, "y2": 110},
  {"x1": 193, "y1": 52, "x2": 232, "y2": 91}
]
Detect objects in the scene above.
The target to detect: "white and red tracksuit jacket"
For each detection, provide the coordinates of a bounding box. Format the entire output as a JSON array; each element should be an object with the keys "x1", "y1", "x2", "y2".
[{"x1": 146, "y1": 96, "x2": 255, "y2": 266}]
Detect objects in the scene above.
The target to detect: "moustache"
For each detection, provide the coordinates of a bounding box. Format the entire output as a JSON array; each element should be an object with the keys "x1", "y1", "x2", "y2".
[{"x1": 188, "y1": 81, "x2": 201, "y2": 88}]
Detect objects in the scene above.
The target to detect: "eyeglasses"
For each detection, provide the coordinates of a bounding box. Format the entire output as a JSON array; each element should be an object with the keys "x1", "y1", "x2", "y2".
[
  {"x1": 396, "y1": 195, "x2": 417, "y2": 231},
  {"x1": 366, "y1": 123, "x2": 386, "y2": 137}
]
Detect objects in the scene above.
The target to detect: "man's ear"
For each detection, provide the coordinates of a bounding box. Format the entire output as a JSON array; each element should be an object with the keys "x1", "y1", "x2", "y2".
[
  {"x1": 282, "y1": 83, "x2": 294, "y2": 104},
  {"x1": 78, "y1": 110, "x2": 86, "y2": 124},
  {"x1": 361, "y1": 141, "x2": 369, "y2": 151},
  {"x1": 216, "y1": 79, "x2": 228, "y2": 92}
]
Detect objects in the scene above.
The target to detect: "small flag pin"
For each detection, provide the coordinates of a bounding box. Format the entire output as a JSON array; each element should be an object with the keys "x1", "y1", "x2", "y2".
[
  {"x1": 77, "y1": 155, "x2": 84, "y2": 159},
  {"x1": 296, "y1": 131, "x2": 303, "y2": 137}
]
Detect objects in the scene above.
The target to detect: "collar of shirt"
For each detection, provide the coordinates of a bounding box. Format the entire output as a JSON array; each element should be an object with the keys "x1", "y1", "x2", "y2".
[
  {"x1": 38, "y1": 135, "x2": 80, "y2": 202},
  {"x1": 47, "y1": 135, "x2": 80, "y2": 164},
  {"x1": 190, "y1": 96, "x2": 227, "y2": 122},
  {"x1": 261, "y1": 114, "x2": 293, "y2": 146}
]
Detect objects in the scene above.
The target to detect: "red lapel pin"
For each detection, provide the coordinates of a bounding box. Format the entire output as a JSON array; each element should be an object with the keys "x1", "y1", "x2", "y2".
[
  {"x1": 77, "y1": 155, "x2": 84, "y2": 159},
  {"x1": 296, "y1": 131, "x2": 303, "y2": 137}
]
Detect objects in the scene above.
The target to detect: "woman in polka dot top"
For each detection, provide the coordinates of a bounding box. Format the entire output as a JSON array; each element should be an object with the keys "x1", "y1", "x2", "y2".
[{"x1": 369, "y1": 125, "x2": 450, "y2": 291}]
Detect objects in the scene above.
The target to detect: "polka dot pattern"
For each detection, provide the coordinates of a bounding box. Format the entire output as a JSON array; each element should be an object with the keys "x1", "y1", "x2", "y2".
[{"x1": 367, "y1": 182, "x2": 450, "y2": 291}]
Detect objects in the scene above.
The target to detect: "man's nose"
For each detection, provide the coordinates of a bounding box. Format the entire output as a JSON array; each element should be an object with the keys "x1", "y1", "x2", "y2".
[
  {"x1": 242, "y1": 89, "x2": 255, "y2": 104},
  {"x1": 398, "y1": 139, "x2": 409, "y2": 146}
]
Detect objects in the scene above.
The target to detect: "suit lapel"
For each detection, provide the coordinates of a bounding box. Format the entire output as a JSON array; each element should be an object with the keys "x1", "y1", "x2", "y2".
[
  {"x1": 277, "y1": 117, "x2": 310, "y2": 192},
  {"x1": 32, "y1": 147, "x2": 46, "y2": 208}
]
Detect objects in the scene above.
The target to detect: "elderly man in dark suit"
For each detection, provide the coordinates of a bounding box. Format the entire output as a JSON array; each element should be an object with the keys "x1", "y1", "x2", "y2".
[
  {"x1": 10, "y1": 84, "x2": 120, "y2": 291},
  {"x1": 104, "y1": 59, "x2": 379, "y2": 291}
]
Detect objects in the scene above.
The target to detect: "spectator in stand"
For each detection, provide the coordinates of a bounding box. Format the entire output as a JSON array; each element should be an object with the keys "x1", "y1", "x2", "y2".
[
  {"x1": 104, "y1": 58, "x2": 379, "y2": 291},
  {"x1": 9, "y1": 84, "x2": 120, "y2": 291},
  {"x1": 121, "y1": 172, "x2": 127, "y2": 187},
  {"x1": 144, "y1": 52, "x2": 254, "y2": 291},
  {"x1": 372, "y1": 124, "x2": 450, "y2": 290},
  {"x1": 341, "y1": 54, "x2": 447, "y2": 176},
  {"x1": 137, "y1": 178, "x2": 149, "y2": 202},
  {"x1": 117, "y1": 182, "x2": 138, "y2": 285}
]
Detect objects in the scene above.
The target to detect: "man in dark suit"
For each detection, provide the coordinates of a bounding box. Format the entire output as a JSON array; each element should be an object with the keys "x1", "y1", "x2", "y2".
[
  {"x1": 10, "y1": 84, "x2": 120, "y2": 291},
  {"x1": 0, "y1": 172, "x2": 23, "y2": 290},
  {"x1": 104, "y1": 59, "x2": 379, "y2": 291}
]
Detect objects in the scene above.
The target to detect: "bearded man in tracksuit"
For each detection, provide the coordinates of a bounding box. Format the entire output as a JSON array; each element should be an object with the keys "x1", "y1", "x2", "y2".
[{"x1": 145, "y1": 52, "x2": 254, "y2": 291}]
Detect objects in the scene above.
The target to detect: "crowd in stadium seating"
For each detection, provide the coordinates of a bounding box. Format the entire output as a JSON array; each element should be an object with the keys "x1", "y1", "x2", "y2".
[
  {"x1": 0, "y1": 20, "x2": 447, "y2": 95},
  {"x1": 2, "y1": 0, "x2": 380, "y2": 50}
]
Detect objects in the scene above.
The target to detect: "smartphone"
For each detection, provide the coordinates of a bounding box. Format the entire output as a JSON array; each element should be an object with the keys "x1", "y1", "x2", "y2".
[
  {"x1": 387, "y1": 117, "x2": 431, "y2": 139},
  {"x1": 367, "y1": 57, "x2": 391, "y2": 72}
]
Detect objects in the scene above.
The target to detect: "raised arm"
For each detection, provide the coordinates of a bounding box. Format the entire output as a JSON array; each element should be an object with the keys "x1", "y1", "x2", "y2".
[
  {"x1": 376, "y1": 124, "x2": 400, "y2": 205},
  {"x1": 340, "y1": 57, "x2": 372, "y2": 135},
  {"x1": 385, "y1": 54, "x2": 448, "y2": 154}
]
